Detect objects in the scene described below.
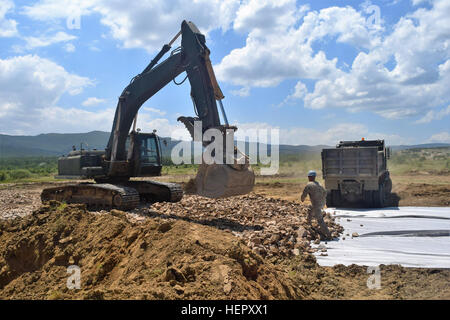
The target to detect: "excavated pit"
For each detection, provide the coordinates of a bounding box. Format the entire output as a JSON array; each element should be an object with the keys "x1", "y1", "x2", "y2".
[{"x1": 0, "y1": 202, "x2": 306, "y2": 299}]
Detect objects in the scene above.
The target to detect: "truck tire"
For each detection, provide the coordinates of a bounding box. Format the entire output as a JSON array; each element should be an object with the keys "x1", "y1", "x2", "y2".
[
  {"x1": 384, "y1": 177, "x2": 392, "y2": 194},
  {"x1": 326, "y1": 191, "x2": 333, "y2": 207},
  {"x1": 363, "y1": 190, "x2": 374, "y2": 207},
  {"x1": 331, "y1": 190, "x2": 342, "y2": 207},
  {"x1": 384, "y1": 177, "x2": 392, "y2": 206},
  {"x1": 373, "y1": 183, "x2": 386, "y2": 208}
]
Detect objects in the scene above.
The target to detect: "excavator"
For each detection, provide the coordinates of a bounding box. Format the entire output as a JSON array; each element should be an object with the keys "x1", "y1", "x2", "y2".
[{"x1": 41, "y1": 20, "x2": 255, "y2": 210}]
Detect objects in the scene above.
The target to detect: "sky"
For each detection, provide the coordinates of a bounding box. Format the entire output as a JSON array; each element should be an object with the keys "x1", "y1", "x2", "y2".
[{"x1": 0, "y1": 0, "x2": 449, "y2": 146}]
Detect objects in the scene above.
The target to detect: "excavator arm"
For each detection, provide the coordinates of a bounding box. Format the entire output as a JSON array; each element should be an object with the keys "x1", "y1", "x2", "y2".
[
  {"x1": 106, "y1": 51, "x2": 184, "y2": 164},
  {"x1": 107, "y1": 21, "x2": 221, "y2": 163},
  {"x1": 105, "y1": 20, "x2": 254, "y2": 197}
]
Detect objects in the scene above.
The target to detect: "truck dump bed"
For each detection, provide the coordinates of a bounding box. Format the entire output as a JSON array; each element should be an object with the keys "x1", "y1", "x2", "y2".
[
  {"x1": 321, "y1": 139, "x2": 391, "y2": 207},
  {"x1": 322, "y1": 147, "x2": 383, "y2": 178}
]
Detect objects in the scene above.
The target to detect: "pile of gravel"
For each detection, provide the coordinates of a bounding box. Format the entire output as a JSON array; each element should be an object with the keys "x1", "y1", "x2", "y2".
[{"x1": 128, "y1": 194, "x2": 343, "y2": 258}]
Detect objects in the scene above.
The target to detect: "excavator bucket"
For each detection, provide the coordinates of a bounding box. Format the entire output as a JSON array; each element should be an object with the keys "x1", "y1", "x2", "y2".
[{"x1": 194, "y1": 163, "x2": 255, "y2": 198}]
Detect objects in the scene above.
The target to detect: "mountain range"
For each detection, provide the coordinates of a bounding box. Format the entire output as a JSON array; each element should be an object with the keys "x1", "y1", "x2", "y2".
[{"x1": 0, "y1": 131, "x2": 448, "y2": 158}]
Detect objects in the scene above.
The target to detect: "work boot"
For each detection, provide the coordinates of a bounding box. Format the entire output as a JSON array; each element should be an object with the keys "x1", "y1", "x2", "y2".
[{"x1": 318, "y1": 222, "x2": 332, "y2": 240}]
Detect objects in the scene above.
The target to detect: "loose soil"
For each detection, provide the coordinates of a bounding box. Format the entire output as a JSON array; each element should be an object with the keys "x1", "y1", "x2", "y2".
[
  {"x1": 0, "y1": 202, "x2": 300, "y2": 299},
  {"x1": 0, "y1": 177, "x2": 449, "y2": 300},
  {"x1": 0, "y1": 202, "x2": 448, "y2": 300}
]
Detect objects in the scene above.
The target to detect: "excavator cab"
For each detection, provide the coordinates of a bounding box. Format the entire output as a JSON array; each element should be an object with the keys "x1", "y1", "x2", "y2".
[{"x1": 127, "y1": 132, "x2": 163, "y2": 177}]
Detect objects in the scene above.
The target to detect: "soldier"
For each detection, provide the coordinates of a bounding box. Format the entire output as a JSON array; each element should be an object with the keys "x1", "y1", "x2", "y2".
[{"x1": 300, "y1": 170, "x2": 331, "y2": 239}]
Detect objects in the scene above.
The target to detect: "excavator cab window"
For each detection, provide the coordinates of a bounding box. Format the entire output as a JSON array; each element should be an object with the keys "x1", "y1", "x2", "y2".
[
  {"x1": 130, "y1": 133, "x2": 162, "y2": 177},
  {"x1": 140, "y1": 135, "x2": 159, "y2": 165}
]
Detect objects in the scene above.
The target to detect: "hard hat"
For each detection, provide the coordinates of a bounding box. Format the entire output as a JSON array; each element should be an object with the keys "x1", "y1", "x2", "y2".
[{"x1": 307, "y1": 170, "x2": 317, "y2": 177}]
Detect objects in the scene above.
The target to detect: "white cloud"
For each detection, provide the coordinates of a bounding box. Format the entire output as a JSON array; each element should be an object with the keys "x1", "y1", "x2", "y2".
[
  {"x1": 278, "y1": 81, "x2": 308, "y2": 107},
  {"x1": 13, "y1": 0, "x2": 450, "y2": 138},
  {"x1": 142, "y1": 107, "x2": 166, "y2": 116},
  {"x1": 21, "y1": 31, "x2": 76, "y2": 50},
  {"x1": 215, "y1": 4, "x2": 382, "y2": 89},
  {"x1": 233, "y1": 0, "x2": 307, "y2": 34},
  {"x1": 302, "y1": 0, "x2": 450, "y2": 119},
  {"x1": 428, "y1": 132, "x2": 450, "y2": 143},
  {"x1": 215, "y1": 32, "x2": 337, "y2": 88},
  {"x1": 230, "y1": 86, "x2": 250, "y2": 97},
  {"x1": 415, "y1": 105, "x2": 450, "y2": 124},
  {"x1": 82, "y1": 97, "x2": 106, "y2": 107},
  {"x1": 303, "y1": 5, "x2": 383, "y2": 48},
  {"x1": 216, "y1": 0, "x2": 450, "y2": 121},
  {"x1": 290, "y1": 81, "x2": 308, "y2": 99},
  {"x1": 21, "y1": 0, "x2": 240, "y2": 52},
  {"x1": 0, "y1": 55, "x2": 93, "y2": 134},
  {"x1": 64, "y1": 43, "x2": 75, "y2": 52},
  {"x1": 233, "y1": 121, "x2": 411, "y2": 146},
  {"x1": 21, "y1": 0, "x2": 95, "y2": 21},
  {"x1": 89, "y1": 45, "x2": 101, "y2": 52},
  {"x1": 36, "y1": 107, "x2": 184, "y2": 136},
  {"x1": 412, "y1": 0, "x2": 430, "y2": 5},
  {"x1": 0, "y1": 55, "x2": 191, "y2": 137},
  {"x1": 38, "y1": 106, "x2": 114, "y2": 134},
  {"x1": 0, "y1": 0, "x2": 18, "y2": 37},
  {"x1": 137, "y1": 117, "x2": 192, "y2": 141}
]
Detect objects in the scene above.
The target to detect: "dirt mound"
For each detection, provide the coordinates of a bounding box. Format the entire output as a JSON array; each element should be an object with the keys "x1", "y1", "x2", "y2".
[
  {"x1": 0, "y1": 202, "x2": 304, "y2": 299},
  {"x1": 142, "y1": 194, "x2": 343, "y2": 258},
  {"x1": 394, "y1": 183, "x2": 450, "y2": 206}
]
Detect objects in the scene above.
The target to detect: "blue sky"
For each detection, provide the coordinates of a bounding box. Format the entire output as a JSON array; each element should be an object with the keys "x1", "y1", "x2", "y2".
[{"x1": 0, "y1": 0, "x2": 449, "y2": 145}]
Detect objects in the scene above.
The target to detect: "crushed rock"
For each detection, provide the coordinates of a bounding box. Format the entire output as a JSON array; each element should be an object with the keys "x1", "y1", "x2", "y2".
[
  {"x1": 0, "y1": 185, "x2": 42, "y2": 220},
  {"x1": 124, "y1": 194, "x2": 343, "y2": 258}
]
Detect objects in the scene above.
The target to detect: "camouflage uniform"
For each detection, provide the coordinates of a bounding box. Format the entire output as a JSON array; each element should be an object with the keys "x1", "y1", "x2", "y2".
[{"x1": 301, "y1": 181, "x2": 331, "y2": 239}]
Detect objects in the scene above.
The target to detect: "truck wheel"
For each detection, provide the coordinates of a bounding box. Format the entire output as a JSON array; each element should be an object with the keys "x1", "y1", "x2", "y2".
[
  {"x1": 384, "y1": 177, "x2": 392, "y2": 194},
  {"x1": 331, "y1": 190, "x2": 342, "y2": 207},
  {"x1": 383, "y1": 177, "x2": 392, "y2": 206},
  {"x1": 363, "y1": 190, "x2": 373, "y2": 207},
  {"x1": 373, "y1": 184, "x2": 386, "y2": 208},
  {"x1": 326, "y1": 191, "x2": 333, "y2": 207}
]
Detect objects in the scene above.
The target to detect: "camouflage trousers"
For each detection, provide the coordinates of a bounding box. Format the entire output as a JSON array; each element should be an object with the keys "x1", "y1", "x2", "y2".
[{"x1": 307, "y1": 205, "x2": 331, "y2": 239}]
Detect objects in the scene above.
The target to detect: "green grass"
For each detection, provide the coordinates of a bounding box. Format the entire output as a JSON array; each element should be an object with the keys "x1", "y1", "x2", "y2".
[
  {"x1": 257, "y1": 148, "x2": 450, "y2": 178},
  {"x1": 0, "y1": 156, "x2": 58, "y2": 183},
  {"x1": 161, "y1": 164, "x2": 198, "y2": 175},
  {"x1": 388, "y1": 147, "x2": 450, "y2": 175},
  {"x1": 1, "y1": 147, "x2": 448, "y2": 183}
]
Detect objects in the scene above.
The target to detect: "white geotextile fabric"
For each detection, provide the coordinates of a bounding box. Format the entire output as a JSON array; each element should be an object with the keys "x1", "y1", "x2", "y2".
[{"x1": 312, "y1": 207, "x2": 450, "y2": 268}]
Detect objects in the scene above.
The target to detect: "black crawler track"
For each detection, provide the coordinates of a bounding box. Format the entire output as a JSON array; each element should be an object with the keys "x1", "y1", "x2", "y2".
[{"x1": 41, "y1": 180, "x2": 183, "y2": 210}]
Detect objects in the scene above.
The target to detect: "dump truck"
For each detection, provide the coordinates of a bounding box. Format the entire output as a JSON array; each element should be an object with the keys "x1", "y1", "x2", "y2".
[{"x1": 321, "y1": 139, "x2": 392, "y2": 207}]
